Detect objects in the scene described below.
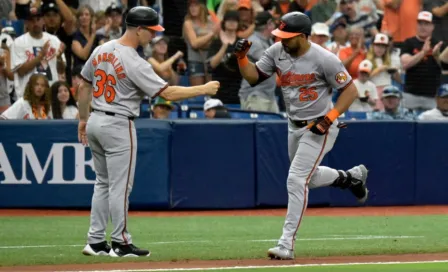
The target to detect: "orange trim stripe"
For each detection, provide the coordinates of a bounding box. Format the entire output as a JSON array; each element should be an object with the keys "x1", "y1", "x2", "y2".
[
  {"x1": 291, "y1": 132, "x2": 328, "y2": 250},
  {"x1": 338, "y1": 80, "x2": 353, "y2": 92},
  {"x1": 122, "y1": 120, "x2": 134, "y2": 245}
]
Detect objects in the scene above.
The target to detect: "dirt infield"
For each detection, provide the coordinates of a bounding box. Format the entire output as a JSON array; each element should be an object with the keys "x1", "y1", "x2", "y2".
[
  {"x1": 1, "y1": 205, "x2": 448, "y2": 217},
  {"x1": 1, "y1": 206, "x2": 447, "y2": 272}
]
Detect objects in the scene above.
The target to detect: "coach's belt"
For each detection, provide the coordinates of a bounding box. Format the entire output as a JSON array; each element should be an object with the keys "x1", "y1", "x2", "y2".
[{"x1": 93, "y1": 109, "x2": 135, "y2": 121}]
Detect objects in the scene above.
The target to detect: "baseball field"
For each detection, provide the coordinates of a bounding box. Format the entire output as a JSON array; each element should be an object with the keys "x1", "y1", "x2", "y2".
[{"x1": 0, "y1": 206, "x2": 448, "y2": 272}]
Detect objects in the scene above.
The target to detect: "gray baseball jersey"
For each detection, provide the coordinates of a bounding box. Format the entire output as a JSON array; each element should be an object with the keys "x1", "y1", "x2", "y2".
[
  {"x1": 255, "y1": 42, "x2": 352, "y2": 120},
  {"x1": 81, "y1": 40, "x2": 168, "y2": 117}
]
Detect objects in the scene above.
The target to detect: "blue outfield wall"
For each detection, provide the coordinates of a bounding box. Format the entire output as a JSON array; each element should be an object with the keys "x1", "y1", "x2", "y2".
[{"x1": 0, "y1": 120, "x2": 447, "y2": 209}]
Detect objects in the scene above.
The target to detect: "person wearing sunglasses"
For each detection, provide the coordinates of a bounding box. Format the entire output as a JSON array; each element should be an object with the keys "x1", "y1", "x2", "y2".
[{"x1": 368, "y1": 85, "x2": 417, "y2": 120}]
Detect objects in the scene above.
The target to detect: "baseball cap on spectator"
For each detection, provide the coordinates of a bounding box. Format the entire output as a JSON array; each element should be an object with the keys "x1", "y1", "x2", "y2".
[
  {"x1": 153, "y1": 96, "x2": 174, "y2": 109},
  {"x1": 311, "y1": 23, "x2": 330, "y2": 37},
  {"x1": 105, "y1": 4, "x2": 122, "y2": 16},
  {"x1": 340, "y1": 0, "x2": 354, "y2": 4},
  {"x1": 26, "y1": 6, "x2": 43, "y2": 20},
  {"x1": 255, "y1": 11, "x2": 273, "y2": 27},
  {"x1": 358, "y1": 59, "x2": 373, "y2": 74},
  {"x1": 437, "y1": 84, "x2": 448, "y2": 97},
  {"x1": 1, "y1": 26, "x2": 16, "y2": 38},
  {"x1": 330, "y1": 21, "x2": 346, "y2": 33},
  {"x1": 151, "y1": 35, "x2": 169, "y2": 45},
  {"x1": 204, "y1": 98, "x2": 223, "y2": 111},
  {"x1": 238, "y1": 0, "x2": 251, "y2": 10},
  {"x1": 373, "y1": 33, "x2": 389, "y2": 45},
  {"x1": 42, "y1": 2, "x2": 59, "y2": 15},
  {"x1": 417, "y1": 11, "x2": 433, "y2": 23},
  {"x1": 382, "y1": 86, "x2": 402, "y2": 98}
]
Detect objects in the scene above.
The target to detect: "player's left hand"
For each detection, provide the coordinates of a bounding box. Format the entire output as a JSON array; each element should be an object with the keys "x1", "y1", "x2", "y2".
[
  {"x1": 78, "y1": 121, "x2": 88, "y2": 146},
  {"x1": 308, "y1": 116, "x2": 332, "y2": 135}
]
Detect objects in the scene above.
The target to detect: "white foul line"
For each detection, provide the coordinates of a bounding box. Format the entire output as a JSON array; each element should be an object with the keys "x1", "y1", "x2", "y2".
[
  {"x1": 60, "y1": 260, "x2": 448, "y2": 272},
  {"x1": 0, "y1": 236, "x2": 424, "y2": 250}
]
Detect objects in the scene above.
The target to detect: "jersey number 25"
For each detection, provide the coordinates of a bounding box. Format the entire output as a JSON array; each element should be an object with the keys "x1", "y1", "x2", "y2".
[
  {"x1": 299, "y1": 87, "x2": 318, "y2": 102},
  {"x1": 94, "y1": 69, "x2": 116, "y2": 103}
]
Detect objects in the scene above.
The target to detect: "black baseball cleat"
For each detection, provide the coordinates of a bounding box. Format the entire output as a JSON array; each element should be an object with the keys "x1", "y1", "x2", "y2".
[
  {"x1": 82, "y1": 241, "x2": 111, "y2": 256},
  {"x1": 109, "y1": 242, "x2": 151, "y2": 257}
]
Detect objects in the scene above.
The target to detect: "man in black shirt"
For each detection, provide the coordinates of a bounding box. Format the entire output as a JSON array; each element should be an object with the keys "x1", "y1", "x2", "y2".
[
  {"x1": 400, "y1": 11, "x2": 443, "y2": 112},
  {"x1": 42, "y1": 0, "x2": 76, "y2": 85}
]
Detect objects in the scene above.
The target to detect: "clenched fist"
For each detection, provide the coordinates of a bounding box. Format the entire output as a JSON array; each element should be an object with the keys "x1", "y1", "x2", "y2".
[
  {"x1": 203, "y1": 81, "x2": 220, "y2": 95},
  {"x1": 234, "y1": 39, "x2": 252, "y2": 59}
]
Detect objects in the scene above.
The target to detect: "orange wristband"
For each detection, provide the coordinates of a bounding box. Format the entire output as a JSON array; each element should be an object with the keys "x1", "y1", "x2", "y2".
[
  {"x1": 326, "y1": 108, "x2": 340, "y2": 122},
  {"x1": 237, "y1": 56, "x2": 249, "y2": 67}
]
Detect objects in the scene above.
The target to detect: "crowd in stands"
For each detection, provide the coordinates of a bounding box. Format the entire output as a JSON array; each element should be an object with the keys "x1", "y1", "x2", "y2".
[{"x1": 0, "y1": 0, "x2": 447, "y2": 121}]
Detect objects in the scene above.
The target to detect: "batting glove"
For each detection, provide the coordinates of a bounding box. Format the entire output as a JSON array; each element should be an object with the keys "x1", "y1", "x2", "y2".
[{"x1": 234, "y1": 39, "x2": 252, "y2": 59}]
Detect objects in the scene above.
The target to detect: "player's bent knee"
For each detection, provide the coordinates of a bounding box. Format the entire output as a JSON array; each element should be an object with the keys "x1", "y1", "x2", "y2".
[{"x1": 286, "y1": 174, "x2": 307, "y2": 192}]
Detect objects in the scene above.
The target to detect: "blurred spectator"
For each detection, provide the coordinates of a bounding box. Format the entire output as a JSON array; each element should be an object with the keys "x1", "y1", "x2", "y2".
[
  {"x1": 12, "y1": 0, "x2": 33, "y2": 20},
  {"x1": 310, "y1": 22, "x2": 330, "y2": 48},
  {"x1": 422, "y1": 0, "x2": 448, "y2": 42},
  {"x1": 96, "y1": 4, "x2": 123, "y2": 42},
  {"x1": 327, "y1": 21, "x2": 349, "y2": 55},
  {"x1": 239, "y1": 11, "x2": 278, "y2": 113},
  {"x1": 338, "y1": 26, "x2": 366, "y2": 79},
  {"x1": 236, "y1": 0, "x2": 255, "y2": 39},
  {"x1": 70, "y1": 65, "x2": 83, "y2": 98},
  {"x1": 349, "y1": 59, "x2": 378, "y2": 112},
  {"x1": 42, "y1": 1, "x2": 76, "y2": 86},
  {"x1": 207, "y1": 0, "x2": 223, "y2": 22},
  {"x1": 10, "y1": 6, "x2": 64, "y2": 98},
  {"x1": 309, "y1": 0, "x2": 337, "y2": 24},
  {"x1": 0, "y1": 0, "x2": 15, "y2": 20},
  {"x1": 71, "y1": 5, "x2": 103, "y2": 69},
  {"x1": 381, "y1": 0, "x2": 421, "y2": 46},
  {"x1": 355, "y1": 0, "x2": 382, "y2": 22},
  {"x1": 440, "y1": 44, "x2": 448, "y2": 84},
  {"x1": 94, "y1": 10, "x2": 107, "y2": 31},
  {"x1": 50, "y1": 81, "x2": 78, "y2": 119},
  {"x1": 400, "y1": 11, "x2": 442, "y2": 112},
  {"x1": 0, "y1": 30, "x2": 14, "y2": 113},
  {"x1": 183, "y1": 0, "x2": 219, "y2": 86},
  {"x1": 203, "y1": 98, "x2": 231, "y2": 118},
  {"x1": 0, "y1": 74, "x2": 51, "y2": 119},
  {"x1": 78, "y1": 0, "x2": 117, "y2": 13},
  {"x1": 207, "y1": 10, "x2": 242, "y2": 104},
  {"x1": 148, "y1": 36, "x2": 185, "y2": 86},
  {"x1": 331, "y1": 0, "x2": 379, "y2": 40},
  {"x1": 366, "y1": 33, "x2": 401, "y2": 109},
  {"x1": 418, "y1": 84, "x2": 448, "y2": 120},
  {"x1": 151, "y1": 96, "x2": 174, "y2": 119},
  {"x1": 368, "y1": 85, "x2": 417, "y2": 120},
  {"x1": 217, "y1": 0, "x2": 238, "y2": 21}
]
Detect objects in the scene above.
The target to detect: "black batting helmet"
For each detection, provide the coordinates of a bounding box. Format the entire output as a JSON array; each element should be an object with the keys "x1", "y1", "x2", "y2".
[
  {"x1": 272, "y1": 12, "x2": 311, "y2": 39},
  {"x1": 125, "y1": 6, "x2": 165, "y2": 32}
]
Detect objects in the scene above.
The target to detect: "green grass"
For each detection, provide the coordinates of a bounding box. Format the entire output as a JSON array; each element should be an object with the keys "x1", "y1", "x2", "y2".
[
  {"x1": 0, "y1": 215, "x2": 447, "y2": 266},
  {"x1": 193, "y1": 262, "x2": 448, "y2": 272}
]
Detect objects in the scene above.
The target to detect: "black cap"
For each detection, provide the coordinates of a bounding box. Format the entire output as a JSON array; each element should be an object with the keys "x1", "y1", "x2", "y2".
[
  {"x1": 26, "y1": 6, "x2": 43, "y2": 20},
  {"x1": 125, "y1": 6, "x2": 165, "y2": 32},
  {"x1": 255, "y1": 11, "x2": 273, "y2": 27},
  {"x1": 272, "y1": 12, "x2": 312, "y2": 39},
  {"x1": 105, "y1": 4, "x2": 122, "y2": 16},
  {"x1": 223, "y1": 10, "x2": 240, "y2": 22},
  {"x1": 42, "y1": 2, "x2": 59, "y2": 15}
]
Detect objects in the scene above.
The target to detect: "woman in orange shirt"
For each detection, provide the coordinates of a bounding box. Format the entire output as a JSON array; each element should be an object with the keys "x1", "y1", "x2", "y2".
[{"x1": 338, "y1": 26, "x2": 367, "y2": 79}]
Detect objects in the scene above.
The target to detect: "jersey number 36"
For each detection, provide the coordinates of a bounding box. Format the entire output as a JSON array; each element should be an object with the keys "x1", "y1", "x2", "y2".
[{"x1": 93, "y1": 69, "x2": 116, "y2": 103}]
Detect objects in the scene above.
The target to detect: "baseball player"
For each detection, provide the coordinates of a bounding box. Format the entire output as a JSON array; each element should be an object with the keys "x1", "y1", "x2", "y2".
[
  {"x1": 234, "y1": 12, "x2": 369, "y2": 260},
  {"x1": 77, "y1": 7, "x2": 219, "y2": 257}
]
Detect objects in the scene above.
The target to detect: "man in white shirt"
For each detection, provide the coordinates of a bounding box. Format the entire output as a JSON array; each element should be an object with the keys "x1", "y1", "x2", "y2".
[
  {"x1": 10, "y1": 6, "x2": 63, "y2": 98},
  {"x1": 419, "y1": 84, "x2": 448, "y2": 121},
  {"x1": 350, "y1": 59, "x2": 378, "y2": 112}
]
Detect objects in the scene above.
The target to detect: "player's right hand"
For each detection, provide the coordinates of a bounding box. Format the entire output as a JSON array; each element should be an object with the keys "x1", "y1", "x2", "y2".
[
  {"x1": 203, "y1": 81, "x2": 220, "y2": 95},
  {"x1": 78, "y1": 121, "x2": 88, "y2": 146},
  {"x1": 234, "y1": 39, "x2": 252, "y2": 59}
]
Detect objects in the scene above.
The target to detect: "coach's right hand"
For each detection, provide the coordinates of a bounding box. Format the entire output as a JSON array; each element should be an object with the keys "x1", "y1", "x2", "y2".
[
  {"x1": 234, "y1": 39, "x2": 252, "y2": 59},
  {"x1": 203, "y1": 81, "x2": 220, "y2": 95}
]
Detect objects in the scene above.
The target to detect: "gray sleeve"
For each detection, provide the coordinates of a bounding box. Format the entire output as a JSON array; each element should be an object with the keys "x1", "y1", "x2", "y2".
[
  {"x1": 127, "y1": 57, "x2": 168, "y2": 98},
  {"x1": 80, "y1": 46, "x2": 100, "y2": 83},
  {"x1": 254, "y1": 44, "x2": 277, "y2": 77},
  {"x1": 323, "y1": 53, "x2": 353, "y2": 91}
]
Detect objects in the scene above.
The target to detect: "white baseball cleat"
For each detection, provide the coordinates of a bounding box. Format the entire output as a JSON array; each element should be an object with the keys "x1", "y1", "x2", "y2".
[
  {"x1": 82, "y1": 242, "x2": 111, "y2": 256},
  {"x1": 267, "y1": 245, "x2": 294, "y2": 260},
  {"x1": 347, "y1": 164, "x2": 369, "y2": 203}
]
